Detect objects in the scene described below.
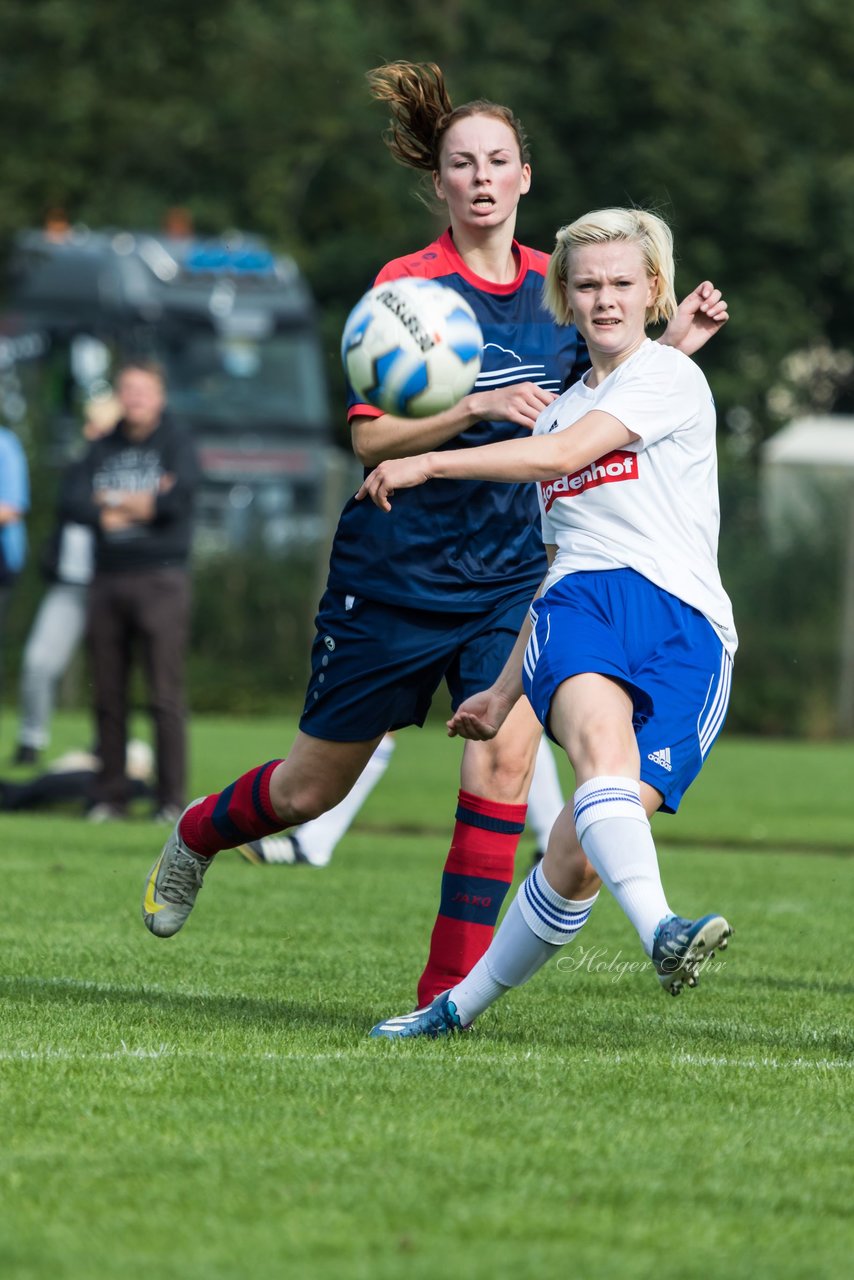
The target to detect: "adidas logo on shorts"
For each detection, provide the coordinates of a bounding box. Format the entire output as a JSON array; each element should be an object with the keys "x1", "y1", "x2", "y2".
[{"x1": 647, "y1": 747, "x2": 673, "y2": 772}]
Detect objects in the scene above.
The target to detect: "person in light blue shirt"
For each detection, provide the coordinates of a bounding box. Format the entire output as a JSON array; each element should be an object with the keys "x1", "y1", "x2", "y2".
[
  {"x1": 0, "y1": 425, "x2": 30, "y2": 728},
  {"x1": 0, "y1": 426, "x2": 29, "y2": 583}
]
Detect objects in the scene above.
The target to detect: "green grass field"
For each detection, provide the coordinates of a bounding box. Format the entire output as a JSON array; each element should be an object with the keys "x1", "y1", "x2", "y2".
[{"x1": 2, "y1": 713, "x2": 852, "y2": 1280}]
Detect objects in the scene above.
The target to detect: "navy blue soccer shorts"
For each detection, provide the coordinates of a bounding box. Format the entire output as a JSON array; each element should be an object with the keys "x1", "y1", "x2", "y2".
[
  {"x1": 522, "y1": 568, "x2": 733, "y2": 813},
  {"x1": 299, "y1": 586, "x2": 534, "y2": 742}
]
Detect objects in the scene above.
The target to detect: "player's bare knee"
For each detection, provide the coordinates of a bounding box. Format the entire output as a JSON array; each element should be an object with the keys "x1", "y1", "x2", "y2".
[
  {"x1": 482, "y1": 754, "x2": 531, "y2": 801},
  {"x1": 566, "y1": 719, "x2": 634, "y2": 779},
  {"x1": 465, "y1": 734, "x2": 536, "y2": 800},
  {"x1": 268, "y1": 778, "x2": 339, "y2": 826}
]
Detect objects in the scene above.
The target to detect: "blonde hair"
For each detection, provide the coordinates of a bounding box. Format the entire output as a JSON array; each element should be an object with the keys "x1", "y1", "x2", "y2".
[
  {"x1": 543, "y1": 208, "x2": 677, "y2": 327},
  {"x1": 366, "y1": 60, "x2": 530, "y2": 174}
]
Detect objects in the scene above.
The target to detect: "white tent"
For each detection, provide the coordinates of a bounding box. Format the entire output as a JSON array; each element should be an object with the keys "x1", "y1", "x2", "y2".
[
  {"x1": 761, "y1": 414, "x2": 854, "y2": 545},
  {"x1": 761, "y1": 415, "x2": 854, "y2": 732}
]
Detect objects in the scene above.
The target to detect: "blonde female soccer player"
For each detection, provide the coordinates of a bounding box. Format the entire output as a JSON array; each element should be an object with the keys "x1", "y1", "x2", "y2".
[{"x1": 363, "y1": 207, "x2": 736, "y2": 1038}]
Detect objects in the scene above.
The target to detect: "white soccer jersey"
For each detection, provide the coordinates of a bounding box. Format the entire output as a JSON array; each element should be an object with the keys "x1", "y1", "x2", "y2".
[{"x1": 535, "y1": 339, "x2": 737, "y2": 655}]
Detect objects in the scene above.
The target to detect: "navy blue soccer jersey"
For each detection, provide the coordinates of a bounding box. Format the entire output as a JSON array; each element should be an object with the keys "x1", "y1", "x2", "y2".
[{"x1": 328, "y1": 230, "x2": 589, "y2": 614}]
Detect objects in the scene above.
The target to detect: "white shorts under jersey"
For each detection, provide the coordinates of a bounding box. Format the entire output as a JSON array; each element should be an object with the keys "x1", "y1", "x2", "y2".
[{"x1": 535, "y1": 339, "x2": 737, "y2": 656}]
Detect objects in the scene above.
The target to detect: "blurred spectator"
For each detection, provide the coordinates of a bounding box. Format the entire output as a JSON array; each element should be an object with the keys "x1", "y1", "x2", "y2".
[
  {"x1": 11, "y1": 394, "x2": 122, "y2": 765},
  {"x1": 0, "y1": 424, "x2": 30, "y2": 736},
  {"x1": 64, "y1": 361, "x2": 199, "y2": 823}
]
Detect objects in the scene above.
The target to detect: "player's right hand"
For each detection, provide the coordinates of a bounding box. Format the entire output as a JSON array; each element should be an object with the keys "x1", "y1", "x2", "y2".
[{"x1": 355, "y1": 454, "x2": 433, "y2": 511}]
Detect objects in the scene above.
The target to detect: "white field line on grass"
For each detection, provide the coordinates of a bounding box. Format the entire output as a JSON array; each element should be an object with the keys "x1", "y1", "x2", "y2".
[{"x1": 0, "y1": 1044, "x2": 851, "y2": 1072}]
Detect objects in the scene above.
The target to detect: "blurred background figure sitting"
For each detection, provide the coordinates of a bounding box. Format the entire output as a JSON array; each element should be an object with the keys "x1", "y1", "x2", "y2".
[
  {"x1": 0, "y1": 738, "x2": 153, "y2": 814},
  {"x1": 11, "y1": 394, "x2": 122, "y2": 766}
]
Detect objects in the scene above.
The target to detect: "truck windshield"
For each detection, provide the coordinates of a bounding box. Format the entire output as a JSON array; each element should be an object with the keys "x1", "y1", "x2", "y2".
[{"x1": 159, "y1": 324, "x2": 330, "y2": 434}]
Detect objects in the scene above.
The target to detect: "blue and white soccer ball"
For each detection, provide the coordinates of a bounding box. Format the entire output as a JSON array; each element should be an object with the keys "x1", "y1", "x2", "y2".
[{"x1": 341, "y1": 277, "x2": 483, "y2": 417}]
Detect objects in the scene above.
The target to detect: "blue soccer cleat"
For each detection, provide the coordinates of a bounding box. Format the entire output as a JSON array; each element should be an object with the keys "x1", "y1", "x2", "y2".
[
  {"x1": 369, "y1": 990, "x2": 467, "y2": 1040},
  {"x1": 651, "y1": 913, "x2": 733, "y2": 996}
]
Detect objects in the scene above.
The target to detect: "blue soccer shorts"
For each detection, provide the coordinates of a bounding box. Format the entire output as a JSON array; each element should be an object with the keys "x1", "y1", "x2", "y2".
[
  {"x1": 299, "y1": 586, "x2": 534, "y2": 742},
  {"x1": 522, "y1": 567, "x2": 733, "y2": 813}
]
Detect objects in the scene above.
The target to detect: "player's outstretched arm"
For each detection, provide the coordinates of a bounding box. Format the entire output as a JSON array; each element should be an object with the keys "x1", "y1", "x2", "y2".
[
  {"x1": 660, "y1": 281, "x2": 729, "y2": 356},
  {"x1": 356, "y1": 408, "x2": 634, "y2": 510}
]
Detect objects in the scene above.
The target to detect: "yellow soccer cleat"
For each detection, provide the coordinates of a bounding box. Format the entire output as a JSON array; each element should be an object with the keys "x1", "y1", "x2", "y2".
[{"x1": 141, "y1": 799, "x2": 211, "y2": 937}]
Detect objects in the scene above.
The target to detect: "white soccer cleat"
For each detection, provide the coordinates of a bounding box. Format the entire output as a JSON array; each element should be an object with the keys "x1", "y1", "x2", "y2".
[{"x1": 141, "y1": 799, "x2": 211, "y2": 937}]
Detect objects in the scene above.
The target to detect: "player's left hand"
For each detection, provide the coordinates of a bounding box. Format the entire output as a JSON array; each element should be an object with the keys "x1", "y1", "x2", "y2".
[
  {"x1": 355, "y1": 454, "x2": 433, "y2": 511},
  {"x1": 664, "y1": 281, "x2": 729, "y2": 356}
]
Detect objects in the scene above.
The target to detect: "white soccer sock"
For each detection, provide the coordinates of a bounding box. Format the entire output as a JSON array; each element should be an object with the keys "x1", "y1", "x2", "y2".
[
  {"x1": 293, "y1": 734, "x2": 395, "y2": 866},
  {"x1": 573, "y1": 776, "x2": 672, "y2": 956},
  {"x1": 450, "y1": 862, "x2": 598, "y2": 1025},
  {"x1": 526, "y1": 737, "x2": 565, "y2": 852}
]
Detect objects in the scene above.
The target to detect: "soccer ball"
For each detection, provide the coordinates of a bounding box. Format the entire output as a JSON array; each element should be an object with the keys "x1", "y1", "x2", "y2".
[{"x1": 341, "y1": 277, "x2": 483, "y2": 417}]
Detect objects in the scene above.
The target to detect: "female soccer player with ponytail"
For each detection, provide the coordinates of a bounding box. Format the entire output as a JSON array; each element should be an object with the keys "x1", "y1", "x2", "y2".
[{"x1": 141, "y1": 66, "x2": 727, "y2": 1016}]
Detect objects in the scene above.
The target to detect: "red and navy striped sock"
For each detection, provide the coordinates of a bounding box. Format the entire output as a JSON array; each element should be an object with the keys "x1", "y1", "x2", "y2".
[
  {"x1": 179, "y1": 760, "x2": 284, "y2": 857},
  {"x1": 416, "y1": 789, "x2": 527, "y2": 1007}
]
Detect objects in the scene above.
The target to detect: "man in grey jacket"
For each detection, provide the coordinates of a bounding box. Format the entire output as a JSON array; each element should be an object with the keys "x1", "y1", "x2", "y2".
[{"x1": 65, "y1": 361, "x2": 199, "y2": 822}]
